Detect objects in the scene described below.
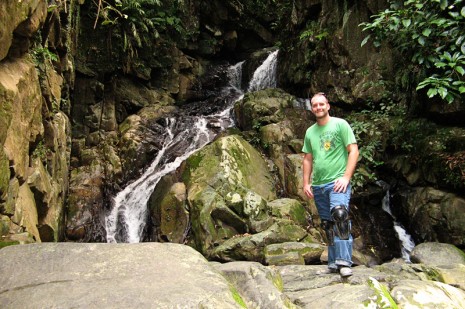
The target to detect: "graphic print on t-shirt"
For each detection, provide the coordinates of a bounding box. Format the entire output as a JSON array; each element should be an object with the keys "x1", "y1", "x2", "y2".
[{"x1": 319, "y1": 130, "x2": 338, "y2": 152}]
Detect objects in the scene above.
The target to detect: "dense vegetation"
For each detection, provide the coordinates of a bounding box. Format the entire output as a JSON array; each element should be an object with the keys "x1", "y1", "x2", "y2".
[
  {"x1": 91, "y1": 0, "x2": 188, "y2": 72},
  {"x1": 361, "y1": 0, "x2": 465, "y2": 104}
]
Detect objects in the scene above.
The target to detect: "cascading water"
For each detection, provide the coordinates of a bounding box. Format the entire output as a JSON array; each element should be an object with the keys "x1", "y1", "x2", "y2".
[
  {"x1": 377, "y1": 180, "x2": 415, "y2": 261},
  {"x1": 247, "y1": 50, "x2": 278, "y2": 92},
  {"x1": 105, "y1": 53, "x2": 277, "y2": 243}
]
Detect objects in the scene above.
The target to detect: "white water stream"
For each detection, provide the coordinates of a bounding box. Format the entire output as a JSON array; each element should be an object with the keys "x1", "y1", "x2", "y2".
[
  {"x1": 105, "y1": 51, "x2": 278, "y2": 243},
  {"x1": 248, "y1": 50, "x2": 278, "y2": 92},
  {"x1": 378, "y1": 181, "x2": 415, "y2": 261}
]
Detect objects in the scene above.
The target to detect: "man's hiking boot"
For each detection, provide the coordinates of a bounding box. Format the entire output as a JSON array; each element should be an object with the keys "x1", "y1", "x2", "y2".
[{"x1": 339, "y1": 267, "x2": 353, "y2": 277}]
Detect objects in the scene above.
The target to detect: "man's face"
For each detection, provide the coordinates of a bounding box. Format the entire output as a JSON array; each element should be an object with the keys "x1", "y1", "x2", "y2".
[{"x1": 311, "y1": 95, "x2": 330, "y2": 119}]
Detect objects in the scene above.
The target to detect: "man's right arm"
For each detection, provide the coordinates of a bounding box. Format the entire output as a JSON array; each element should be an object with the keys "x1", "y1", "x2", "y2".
[{"x1": 302, "y1": 153, "x2": 313, "y2": 198}]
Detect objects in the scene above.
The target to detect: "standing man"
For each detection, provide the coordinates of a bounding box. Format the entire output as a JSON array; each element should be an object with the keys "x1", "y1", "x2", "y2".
[{"x1": 302, "y1": 92, "x2": 359, "y2": 277}]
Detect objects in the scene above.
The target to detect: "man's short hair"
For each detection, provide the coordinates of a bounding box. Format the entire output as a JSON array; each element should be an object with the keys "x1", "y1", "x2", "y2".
[{"x1": 311, "y1": 92, "x2": 329, "y2": 105}]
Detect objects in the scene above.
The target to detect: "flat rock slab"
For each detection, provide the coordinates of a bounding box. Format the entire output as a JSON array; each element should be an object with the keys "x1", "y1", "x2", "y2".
[{"x1": 0, "y1": 243, "x2": 242, "y2": 308}]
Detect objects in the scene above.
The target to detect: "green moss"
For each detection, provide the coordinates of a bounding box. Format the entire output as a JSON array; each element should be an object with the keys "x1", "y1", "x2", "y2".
[
  {"x1": 0, "y1": 150, "x2": 10, "y2": 196},
  {"x1": 229, "y1": 285, "x2": 247, "y2": 308},
  {"x1": 0, "y1": 241, "x2": 20, "y2": 250},
  {"x1": 422, "y1": 266, "x2": 442, "y2": 282},
  {"x1": 271, "y1": 273, "x2": 284, "y2": 292}
]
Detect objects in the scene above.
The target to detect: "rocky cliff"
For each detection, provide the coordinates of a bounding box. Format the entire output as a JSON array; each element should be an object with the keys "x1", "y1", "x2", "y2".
[{"x1": 0, "y1": 0, "x2": 76, "y2": 245}]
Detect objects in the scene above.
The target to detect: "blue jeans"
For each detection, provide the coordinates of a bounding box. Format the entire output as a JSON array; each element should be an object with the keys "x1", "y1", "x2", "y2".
[{"x1": 312, "y1": 181, "x2": 353, "y2": 269}]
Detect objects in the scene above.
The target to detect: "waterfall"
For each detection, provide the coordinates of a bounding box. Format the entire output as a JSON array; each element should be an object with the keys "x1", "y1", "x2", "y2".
[
  {"x1": 228, "y1": 60, "x2": 245, "y2": 90},
  {"x1": 377, "y1": 181, "x2": 415, "y2": 262},
  {"x1": 105, "y1": 52, "x2": 280, "y2": 243},
  {"x1": 105, "y1": 118, "x2": 215, "y2": 243},
  {"x1": 105, "y1": 65, "x2": 244, "y2": 243},
  {"x1": 247, "y1": 50, "x2": 278, "y2": 92}
]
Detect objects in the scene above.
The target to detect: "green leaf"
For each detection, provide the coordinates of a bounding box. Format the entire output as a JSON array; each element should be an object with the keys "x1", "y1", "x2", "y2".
[
  {"x1": 461, "y1": 7, "x2": 465, "y2": 18},
  {"x1": 422, "y1": 28, "x2": 432, "y2": 37},
  {"x1": 418, "y1": 37, "x2": 425, "y2": 46},
  {"x1": 47, "y1": 4, "x2": 58, "y2": 12},
  {"x1": 440, "y1": 0, "x2": 448, "y2": 10},
  {"x1": 402, "y1": 19, "x2": 411, "y2": 28},
  {"x1": 438, "y1": 87, "x2": 448, "y2": 99},
  {"x1": 459, "y1": 86, "x2": 465, "y2": 93},
  {"x1": 446, "y1": 93, "x2": 454, "y2": 104},
  {"x1": 361, "y1": 35, "x2": 371, "y2": 47},
  {"x1": 443, "y1": 51, "x2": 452, "y2": 61},
  {"x1": 456, "y1": 66, "x2": 465, "y2": 75},
  {"x1": 427, "y1": 88, "x2": 438, "y2": 97}
]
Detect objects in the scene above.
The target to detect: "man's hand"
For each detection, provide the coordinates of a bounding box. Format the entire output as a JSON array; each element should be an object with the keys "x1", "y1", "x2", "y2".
[
  {"x1": 303, "y1": 184, "x2": 314, "y2": 198},
  {"x1": 334, "y1": 176, "x2": 350, "y2": 193}
]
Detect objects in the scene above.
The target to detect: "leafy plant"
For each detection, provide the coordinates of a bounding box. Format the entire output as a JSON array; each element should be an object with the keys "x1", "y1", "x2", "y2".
[
  {"x1": 299, "y1": 21, "x2": 329, "y2": 42},
  {"x1": 31, "y1": 47, "x2": 58, "y2": 64},
  {"x1": 360, "y1": 0, "x2": 465, "y2": 104},
  {"x1": 92, "y1": 0, "x2": 186, "y2": 72},
  {"x1": 347, "y1": 101, "x2": 398, "y2": 191},
  {"x1": 32, "y1": 141, "x2": 50, "y2": 162}
]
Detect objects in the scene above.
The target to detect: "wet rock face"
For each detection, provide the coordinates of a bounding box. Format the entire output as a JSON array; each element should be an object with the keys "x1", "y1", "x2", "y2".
[
  {"x1": 392, "y1": 187, "x2": 465, "y2": 247},
  {"x1": 350, "y1": 188, "x2": 402, "y2": 263}
]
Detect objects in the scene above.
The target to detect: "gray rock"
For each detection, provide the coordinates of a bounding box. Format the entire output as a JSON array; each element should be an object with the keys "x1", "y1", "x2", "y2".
[
  {"x1": 0, "y1": 243, "x2": 243, "y2": 308},
  {"x1": 2, "y1": 243, "x2": 465, "y2": 309},
  {"x1": 410, "y1": 242, "x2": 465, "y2": 266},
  {"x1": 214, "y1": 261, "x2": 298, "y2": 309},
  {"x1": 391, "y1": 279, "x2": 465, "y2": 309}
]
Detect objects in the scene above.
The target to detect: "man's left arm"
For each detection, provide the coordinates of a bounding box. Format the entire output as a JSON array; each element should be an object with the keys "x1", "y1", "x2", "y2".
[{"x1": 334, "y1": 143, "x2": 359, "y2": 193}]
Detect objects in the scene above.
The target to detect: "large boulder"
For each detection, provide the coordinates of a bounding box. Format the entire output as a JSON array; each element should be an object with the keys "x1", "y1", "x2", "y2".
[
  {"x1": 410, "y1": 242, "x2": 465, "y2": 266},
  {"x1": 183, "y1": 134, "x2": 277, "y2": 256},
  {"x1": 1, "y1": 243, "x2": 464, "y2": 308},
  {"x1": 234, "y1": 88, "x2": 296, "y2": 131},
  {"x1": 233, "y1": 88, "x2": 311, "y2": 183},
  {"x1": 148, "y1": 178, "x2": 189, "y2": 243},
  {"x1": 0, "y1": 243, "x2": 244, "y2": 308},
  {"x1": 210, "y1": 220, "x2": 309, "y2": 263}
]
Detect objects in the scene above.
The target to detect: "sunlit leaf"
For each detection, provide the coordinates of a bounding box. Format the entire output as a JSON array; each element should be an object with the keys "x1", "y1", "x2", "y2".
[
  {"x1": 456, "y1": 66, "x2": 465, "y2": 75},
  {"x1": 427, "y1": 88, "x2": 438, "y2": 97},
  {"x1": 361, "y1": 35, "x2": 371, "y2": 47},
  {"x1": 438, "y1": 87, "x2": 448, "y2": 99}
]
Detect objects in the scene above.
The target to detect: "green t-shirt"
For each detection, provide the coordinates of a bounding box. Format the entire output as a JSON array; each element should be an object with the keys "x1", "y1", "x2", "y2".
[{"x1": 302, "y1": 117, "x2": 356, "y2": 185}]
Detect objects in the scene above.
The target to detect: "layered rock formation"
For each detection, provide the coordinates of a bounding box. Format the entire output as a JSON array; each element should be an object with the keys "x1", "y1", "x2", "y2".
[{"x1": 0, "y1": 0, "x2": 72, "y2": 245}]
